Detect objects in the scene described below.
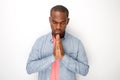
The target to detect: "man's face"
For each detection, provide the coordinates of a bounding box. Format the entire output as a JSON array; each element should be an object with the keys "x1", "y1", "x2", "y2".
[{"x1": 49, "y1": 11, "x2": 69, "y2": 37}]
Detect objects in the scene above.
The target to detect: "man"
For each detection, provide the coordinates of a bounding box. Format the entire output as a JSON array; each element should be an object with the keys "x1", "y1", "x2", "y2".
[{"x1": 26, "y1": 5, "x2": 89, "y2": 80}]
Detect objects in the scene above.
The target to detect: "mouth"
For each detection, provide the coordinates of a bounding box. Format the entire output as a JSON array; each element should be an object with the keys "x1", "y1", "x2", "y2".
[{"x1": 55, "y1": 30, "x2": 61, "y2": 34}]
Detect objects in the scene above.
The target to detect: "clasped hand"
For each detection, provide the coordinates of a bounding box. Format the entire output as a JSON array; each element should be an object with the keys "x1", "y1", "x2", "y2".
[{"x1": 54, "y1": 34, "x2": 64, "y2": 60}]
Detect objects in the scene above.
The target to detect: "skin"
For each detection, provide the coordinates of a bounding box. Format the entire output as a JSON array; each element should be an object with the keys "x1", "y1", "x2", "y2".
[{"x1": 49, "y1": 11, "x2": 69, "y2": 59}]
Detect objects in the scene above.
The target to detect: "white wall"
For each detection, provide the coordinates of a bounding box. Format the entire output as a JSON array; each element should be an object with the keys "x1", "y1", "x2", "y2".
[{"x1": 0, "y1": 0, "x2": 120, "y2": 80}]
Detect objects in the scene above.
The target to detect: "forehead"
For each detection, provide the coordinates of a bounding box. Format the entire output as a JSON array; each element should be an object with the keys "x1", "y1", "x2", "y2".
[{"x1": 51, "y1": 11, "x2": 67, "y2": 20}]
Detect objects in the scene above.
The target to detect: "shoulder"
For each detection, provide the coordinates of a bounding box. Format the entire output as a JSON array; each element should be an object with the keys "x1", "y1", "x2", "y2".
[
  {"x1": 36, "y1": 33, "x2": 50, "y2": 41},
  {"x1": 33, "y1": 33, "x2": 51, "y2": 46},
  {"x1": 66, "y1": 32, "x2": 81, "y2": 43},
  {"x1": 65, "y1": 32, "x2": 85, "y2": 48}
]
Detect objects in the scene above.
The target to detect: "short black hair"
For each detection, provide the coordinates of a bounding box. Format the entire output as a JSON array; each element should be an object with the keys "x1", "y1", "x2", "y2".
[{"x1": 50, "y1": 5, "x2": 69, "y2": 17}]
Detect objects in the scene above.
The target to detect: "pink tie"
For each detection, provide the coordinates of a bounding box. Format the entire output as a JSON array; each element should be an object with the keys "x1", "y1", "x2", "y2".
[{"x1": 50, "y1": 36, "x2": 60, "y2": 80}]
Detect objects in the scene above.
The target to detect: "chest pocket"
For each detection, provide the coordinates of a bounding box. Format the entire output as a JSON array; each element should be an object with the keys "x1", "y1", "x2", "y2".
[
  {"x1": 40, "y1": 42, "x2": 53, "y2": 58},
  {"x1": 64, "y1": 48, "x2": 78, "y2": 59}
]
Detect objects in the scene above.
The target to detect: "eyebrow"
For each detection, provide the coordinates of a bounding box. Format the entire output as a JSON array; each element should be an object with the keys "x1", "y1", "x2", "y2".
[
  {"x1": 51, "y1": 17, "x2": 67, "y2": 23},
  {"x1": 51, "y1": 19, "x2": 56, "y2": 22}
]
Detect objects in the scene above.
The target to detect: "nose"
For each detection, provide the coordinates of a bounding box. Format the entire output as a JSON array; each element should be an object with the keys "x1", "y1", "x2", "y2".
[{"x1": 56, "y1": 23, "x2": 61, "y2": 29}]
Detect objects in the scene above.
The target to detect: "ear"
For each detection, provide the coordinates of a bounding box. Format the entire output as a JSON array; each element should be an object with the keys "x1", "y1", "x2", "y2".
[{"x1": 66, "y1": 18, "x2": 70, "y2": 24}]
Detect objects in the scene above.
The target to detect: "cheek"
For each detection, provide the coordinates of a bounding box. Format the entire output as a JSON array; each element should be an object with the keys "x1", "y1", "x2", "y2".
[
  {"x1": 62, "y1": 26, "x2": 67, "y2": 30},
  {"x1": 51, "y1": 25, "x2": 56, "y2": 30}
]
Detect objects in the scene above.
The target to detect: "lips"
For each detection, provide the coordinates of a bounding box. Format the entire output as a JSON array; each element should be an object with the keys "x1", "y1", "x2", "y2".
[{"x1": 55, "y1": 30, "x2": 61, "y2": 34}]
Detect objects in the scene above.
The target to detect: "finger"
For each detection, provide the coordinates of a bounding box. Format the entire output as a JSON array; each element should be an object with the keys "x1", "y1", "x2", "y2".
[{"x1": 56, "y1": 34, "x2": 60, "y2": 40}]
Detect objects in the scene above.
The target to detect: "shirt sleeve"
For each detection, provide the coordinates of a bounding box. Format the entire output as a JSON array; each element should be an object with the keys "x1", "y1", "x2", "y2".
[
  {"x1": 61, "y1": 40, "x2": 89, "y2": 76},
  {"x1": 26, "y1": 38, "x2": 55, "y2": 74}
]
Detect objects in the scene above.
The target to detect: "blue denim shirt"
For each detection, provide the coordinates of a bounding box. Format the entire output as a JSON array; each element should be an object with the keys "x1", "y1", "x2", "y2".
[{"x1": 26, "y1": 32, "x2": 89, "y2": 80}]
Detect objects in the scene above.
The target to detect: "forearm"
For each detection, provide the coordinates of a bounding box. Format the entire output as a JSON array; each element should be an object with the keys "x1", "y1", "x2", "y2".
[
  {"x1": 26, "y1": 55, "x2": 55, "y2": 74},
  {"x1": 61, "y1": 54, "x2": 89, "y2": 76}
]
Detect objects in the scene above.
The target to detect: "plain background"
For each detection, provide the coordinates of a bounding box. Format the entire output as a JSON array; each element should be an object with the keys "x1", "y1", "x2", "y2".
[{"x1": 0, "y1": 0, "x2": 120, "y2": 80}]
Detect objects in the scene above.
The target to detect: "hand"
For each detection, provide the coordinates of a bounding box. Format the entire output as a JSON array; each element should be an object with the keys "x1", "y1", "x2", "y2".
[{"x1": 54, "y1": 34, "x2": 64, "y2": 60}]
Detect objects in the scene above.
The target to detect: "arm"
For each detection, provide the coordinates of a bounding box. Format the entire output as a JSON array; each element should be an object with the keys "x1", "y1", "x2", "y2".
[
  {"x1": 61, "y1": 40, "x2": 89, "y2": 76},
  {"x1": 26, "y1": 38, "x2": 55, "y2": 74}
]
